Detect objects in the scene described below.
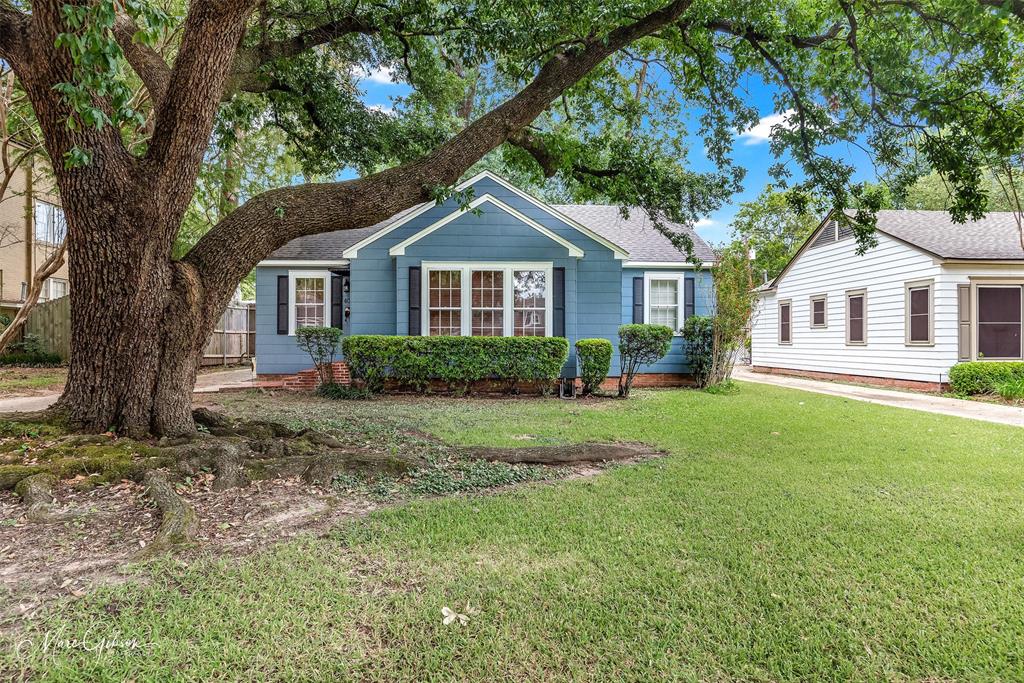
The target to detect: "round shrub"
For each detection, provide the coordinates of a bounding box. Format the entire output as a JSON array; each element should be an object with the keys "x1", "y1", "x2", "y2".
[
  {"x1": 576, "y1": 338, "x2": 612, "y2": 394},
  {"x1": 949, "y1": 361, "x2": 1024, "y2": 395},
  {"x1": 617, "y1": 324, "x2": 673, "y2": 397}
]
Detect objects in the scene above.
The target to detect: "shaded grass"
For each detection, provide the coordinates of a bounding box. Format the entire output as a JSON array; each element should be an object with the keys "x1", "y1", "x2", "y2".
[
  {"x1": 0, "y1": 367, "x2": 66, "y2": 396},
  {"x1": 6, "y1": 383, "x2": 1024, "y2": 681}
]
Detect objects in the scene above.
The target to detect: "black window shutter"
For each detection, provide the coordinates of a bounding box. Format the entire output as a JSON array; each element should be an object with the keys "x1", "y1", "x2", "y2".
[
  {"x1": 408, "y1": 266, "x2": 422, "y2": 335},
  {"x1": 276, "y1": 275, "x2": 288, "y2": 335},
  {"x1": 330, "y1": 274, "x2": 343, "y2": 329},
  {"x1": 632, "y1": 277, "x2": 644, "y2": 323},
  {"x1": 684, "y1": 277, "x2": 695, "y2": 320},
  {"x1": 553, "y1": 267, "x2": 566, "y2": 337}
]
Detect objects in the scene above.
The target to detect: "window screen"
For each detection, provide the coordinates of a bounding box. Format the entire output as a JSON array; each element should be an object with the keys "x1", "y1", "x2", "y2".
[
  {"x1": 908, "y1": 286, "x2": 930, "y2": 343},
  {"x1": 847, "y1": 293, "x2": 865, "y2": 344},
  {"x1": 779, "y1": 302, "x2": 792, "y2": 344},
  {"x1": 977, "y1": 286, "x2": 1022, "y2": 358}
]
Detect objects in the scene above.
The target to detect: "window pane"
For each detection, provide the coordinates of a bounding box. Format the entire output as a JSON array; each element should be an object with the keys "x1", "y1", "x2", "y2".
[
  {"x1": 978, "y1": 287, "x2": 1022, "y2": 323},
  {"x1": 848, "y1": 295, "x2": 863, "y2": 319},
  {"x1": 650, "y1": 306, "x2": 677, "y2": 327},
  {"x1": 780, "y1": 304, "x2": 791, "y2": 343},
  {"x1": 429, "y1": 310, "x2": 461, "y2": 336},
  {"x1": 979, "y1": 324, "x2": 1022, "y2": 358},
  {"x1": 294, "y1": 277, "x2": 325, "y2": 328},
  {"x1": 812, "y1": 299, "x2": 825, "y2": 326},
  {"x1": 429, "y1": 270, "x2": 461, "y2": 309},
  {"x1": 34, "y1": 201, "x2": 67, "y2": 245},
  {"x1": 514, "y1": 310, "x2": 545, "y2": 336},
  {"x1": 849, "y1": 318, "x2": 864, "y2": 343},
  {"x1": 649, "y1": 280, "x2": 677, "y2": 306},
  {"x1": 910, "y1": 288, "x2": 929, "y2": 316},
  {"x1": 513, "y1": 270, "x2": 546, "y2": 336},
  {"x1": 910, "y1": 314, "x2": 929, "y2": 342},
  {"x1": 513, "y1": 271, "x2": 546, "y2": 308}
]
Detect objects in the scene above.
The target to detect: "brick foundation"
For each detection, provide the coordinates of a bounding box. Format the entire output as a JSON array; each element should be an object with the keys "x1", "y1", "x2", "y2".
[
  {"x1": 257, "y1": 363, "x2": 695, "y2": 394},
  {"x1": 750, "y1": 366, "x2": 948, "y2": 393},
  {"x1": 258, "y1": 361, "x2": 351, "y2": 389}
]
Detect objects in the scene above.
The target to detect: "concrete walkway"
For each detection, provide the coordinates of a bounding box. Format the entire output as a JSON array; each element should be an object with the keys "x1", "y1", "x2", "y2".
[
  {"x1": 734, "y1": 366, "x2": 1024, "y2": 428},
  {"x1": 0, "y1": 367, "x2": 257, "y2": 414}
]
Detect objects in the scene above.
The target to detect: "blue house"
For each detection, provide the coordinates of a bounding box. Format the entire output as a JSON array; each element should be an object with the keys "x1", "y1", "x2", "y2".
[{"x1": 255, "y1": 171, "x2": 716, "y2": 385}]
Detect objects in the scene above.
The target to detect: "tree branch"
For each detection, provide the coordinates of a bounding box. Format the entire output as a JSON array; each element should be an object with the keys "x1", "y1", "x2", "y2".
[
  {"x1": 977, "y1": 0, "x2": 1024, "y2": 19},
  {"x1": 0, "y1": 0, "x2": 28, "y2": 68},
  {"x1": 184, "y1": 0, "x2": 696, "y2": 298},
  {"x1": 112, "y1": 14, "x2": 172, "y2": 109},
  {"x1": 703, "y1": 19, "x2": 843, "y2": 48},
  {"x1": 145, "y1": 0, "x2": 259, "y2": 230}
]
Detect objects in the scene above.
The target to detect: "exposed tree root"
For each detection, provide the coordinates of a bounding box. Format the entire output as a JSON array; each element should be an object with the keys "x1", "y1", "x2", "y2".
[
  {"x1": 16, "y1": 472, "x2": 58, "y2": 522},
  {"x1": 139, "y1": 470, "x2": 199, "y2": 556},
  {"x1": 469, "y1": 442, "x2": 659, "y2": 464}
]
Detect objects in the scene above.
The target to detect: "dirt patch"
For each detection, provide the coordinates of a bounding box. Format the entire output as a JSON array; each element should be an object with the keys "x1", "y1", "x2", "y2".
[
  {"x1": 0, "y1": 368, "x2": 66, "y2": 398},
  {"x1": 0, "y1": 472, "x2": 377, "y2": 627}
]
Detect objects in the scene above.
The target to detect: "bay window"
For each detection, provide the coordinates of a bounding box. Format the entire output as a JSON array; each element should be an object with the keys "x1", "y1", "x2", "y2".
[
  {"x1": 977, "y1": 285, "x2": 1022, "y2": 359},
  {"x1": 423, "y1": 263, "x2": 551, "y2": 337}
]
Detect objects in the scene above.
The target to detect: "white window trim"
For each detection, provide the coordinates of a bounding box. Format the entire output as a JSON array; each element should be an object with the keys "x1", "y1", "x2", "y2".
[
  {"x1": 288, "y1": 270, "x2": 332, "y2": 336},
  {"x1": 390, "y1": 195, "x2": 584, "y2": 258},
  {"x1": 904, "y1": 279, "x2": 934, "y2": 347},
  {"x1": 643, "y1": 272, "x2": 686, "y2": 335},
  {"x1": 421, "y1": 261, "x2": 553, "y2": 337}
]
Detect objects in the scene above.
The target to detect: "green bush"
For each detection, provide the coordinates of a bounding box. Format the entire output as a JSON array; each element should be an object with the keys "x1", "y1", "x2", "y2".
[
  {"x1": 681, "y1": 315, "x2": 714, "y2": 388},
  {"x1": 295, "y1": 326, "x2": 343, "y2": 385},
  {"x1": 948, "y1": 361, "x2": 1024, "y2": 395},
  {"x1": 316, "y1": 382, "x2": 374, "y2": 400},
  {"x1": 0, "y1": 351, "x2": 63, "y2": 367},
  {"x1": 617, "y1": 324, "x2": 673, "y2": 397},
  {"x1": 342, "y1": 335, "x2": 569, "y2": 394},
  {"x1": 995, "y1": 378, "x2": 1024, "y2": 402},
  {"x1": 576, "y1": 338, "x2": 612, "y2": 394}
]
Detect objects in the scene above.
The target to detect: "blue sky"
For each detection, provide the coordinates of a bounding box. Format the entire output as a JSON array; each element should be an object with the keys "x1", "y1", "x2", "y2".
[{"x1": 355, "y1": 67, "x2": 878, "y2": 247}]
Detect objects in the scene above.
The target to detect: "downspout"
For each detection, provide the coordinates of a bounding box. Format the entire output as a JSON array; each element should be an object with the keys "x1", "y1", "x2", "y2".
[{"x1": 22, "y1": 158, "x2": 32, "y2": 300}]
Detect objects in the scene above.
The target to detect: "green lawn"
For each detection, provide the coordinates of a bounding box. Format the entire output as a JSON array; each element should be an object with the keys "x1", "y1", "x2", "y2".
[{"x1": 6, "y1": 383, "x2": 1024, "y2": 681}]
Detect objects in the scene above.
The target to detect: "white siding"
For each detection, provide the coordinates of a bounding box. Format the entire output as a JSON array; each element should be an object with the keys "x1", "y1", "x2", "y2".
[{"x1": 751, "y1": 231, "x2": 955, "y2": 383}]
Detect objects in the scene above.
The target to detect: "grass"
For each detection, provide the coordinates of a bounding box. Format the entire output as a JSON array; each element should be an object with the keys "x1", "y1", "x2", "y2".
[
  {"x1": 5, "y1": 383, "x2": 1024, "y2": 681},
  {"x1": 995, "y1": 377, "x2": 1024, "y2": 403},
  {"x1": 0, "y1": 367, "x2": 66, "y2": 396}
]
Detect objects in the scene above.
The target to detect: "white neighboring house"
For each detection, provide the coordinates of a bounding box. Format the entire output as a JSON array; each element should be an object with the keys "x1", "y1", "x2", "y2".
[{"x1": 751, "y1": 210, "x2": 1024, "y2": 391}]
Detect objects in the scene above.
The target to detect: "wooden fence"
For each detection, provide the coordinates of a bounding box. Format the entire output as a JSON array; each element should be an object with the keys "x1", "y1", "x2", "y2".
[
  {"x1": 24, "y1": 295, "x2": 71, "y2": 359},
  {"x1": 22, "y1": 297, "x2": 255, "y2": 366},
  {"x1": 202, "y1": 302, "x2": 256, "y2": 366}
]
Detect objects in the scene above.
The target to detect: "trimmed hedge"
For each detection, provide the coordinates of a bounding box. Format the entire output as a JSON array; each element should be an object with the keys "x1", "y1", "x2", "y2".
[
  {"x1": 618, "y1": 324, "x2": 674, "y2": 397},
  {"x1": 576, "y1": 338, "x2": 612, "y2": 394},
  {"x1": 0, "y1": 351, "x2": 63, "y2": 367},
  {"x1": 342, "y1": 335, "x2": 569, "y2": 394},
  {"x1": 949, "y1": 361, "x2": 1024, "y2": 395}
]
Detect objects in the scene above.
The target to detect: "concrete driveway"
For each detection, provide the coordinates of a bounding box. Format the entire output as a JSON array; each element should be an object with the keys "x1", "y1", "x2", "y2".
[
  {"x1": 0, "y1": 366, "x2": 256, "y2": 414},
  {"x1": 734, "y1": 366, "x2": 1024, "y2": 428}
]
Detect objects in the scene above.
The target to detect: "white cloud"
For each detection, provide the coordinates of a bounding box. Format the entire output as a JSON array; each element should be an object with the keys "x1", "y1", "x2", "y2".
[
  {"x1": 367, "y1": 103, "x2": 394, "y2": 116},
  {"x1": 355, "y1": 65, "x2": 397, "y2": 85},
  {"x1": 738, "y1": 109, "x2": 796, "y2": 145},
  {"x1": 694, "y1": 218, "x2": 718, "y2": 229}
]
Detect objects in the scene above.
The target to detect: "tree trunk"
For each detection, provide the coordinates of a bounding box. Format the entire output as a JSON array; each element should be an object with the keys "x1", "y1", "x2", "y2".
[{"x1": 49, "y1": 209, "x2": 223, "y2": 437}]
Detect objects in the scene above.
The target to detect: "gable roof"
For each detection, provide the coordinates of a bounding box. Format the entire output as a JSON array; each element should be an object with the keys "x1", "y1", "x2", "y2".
[
  {"x1": 553, "y1": 205, "x2": 717, "y2": 264},
  {"x1": 389, "y1": 194, "x2": 585, "y2": 257},
  {"x1": 763, "y1": 208, "x2": 1024, "y2": 292},
  {"x1": 867, "y1": 210, "x2": 1024, "y2": 261},
  {"x1": 262, "y1": 171, "x2": 717, "y2": 265}
]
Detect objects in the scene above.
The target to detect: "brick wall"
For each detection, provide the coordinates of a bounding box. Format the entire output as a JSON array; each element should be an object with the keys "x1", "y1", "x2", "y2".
[
  {"x1": 258, "y1": 361, "x2": 351, "y2": 389},
  {"x1": 750, "y1": 365, "x2": 947, "y2": 393}
]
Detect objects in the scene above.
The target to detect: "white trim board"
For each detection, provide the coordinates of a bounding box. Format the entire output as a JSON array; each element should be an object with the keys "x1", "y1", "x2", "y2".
[
  {"x1": 642, "y1": 271, "x2": 687, "y2": 335},
  {"x1": 258, "y1": 259, "x2": 349, "y2": 267},
  {"x1": 389, "y1": 194, "x2": 584, "y2": 258},
  {"x1": 625, "y1": 261, "x2": 714, "y2": 269},
  {"x1": 342, "y1": 170, "x2": 630, "y2": 259}
]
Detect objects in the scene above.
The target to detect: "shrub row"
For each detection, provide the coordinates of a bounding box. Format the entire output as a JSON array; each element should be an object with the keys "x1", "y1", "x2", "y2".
[
  {"x1": 0, "y1": 351, "x2": 63, "y2": 367},
  {"x1": 948, "y1": 361, "x2": 1024, "y2": 395},
  {"x1": 342, "y1": 335, "x2": 569, "y2": 394},
  {"x1": 575, "y1": 338, "x2": 613, "y2": 394}
]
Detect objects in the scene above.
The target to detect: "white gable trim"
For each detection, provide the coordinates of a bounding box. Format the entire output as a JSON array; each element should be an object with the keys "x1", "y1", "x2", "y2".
[
  {"x1": 341, "y1": 170, "x2": 629, "y2": 259},
  {"x1": 389, "y1": 194, "x2": 584, "y2": 258}
]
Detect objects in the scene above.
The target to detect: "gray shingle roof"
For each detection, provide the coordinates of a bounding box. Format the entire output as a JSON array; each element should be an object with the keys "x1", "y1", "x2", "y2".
[
  {"x1": 552, "y1": 205, "x2": 717, "y2": 263},
  {"x1": 267, "y1": 202, "x2": 715, "y2": 263},
  {"x1": 866, "y1": 210, "x2": 1024, "y2": 260}
]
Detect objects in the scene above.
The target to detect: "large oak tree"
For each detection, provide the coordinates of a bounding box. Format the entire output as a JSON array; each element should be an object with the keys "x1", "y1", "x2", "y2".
[{"x1": 0, "y1": 0, "x2": 1020, "y2": 435}]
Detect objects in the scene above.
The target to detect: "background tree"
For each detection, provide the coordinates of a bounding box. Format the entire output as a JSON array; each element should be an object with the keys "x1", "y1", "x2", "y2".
[
  {"x1": 728, "y1": 187, "x2": 820, "y2": 283},
  {"x1": 0, "y1": 0, "x2": 1021, "y2": 435}
]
